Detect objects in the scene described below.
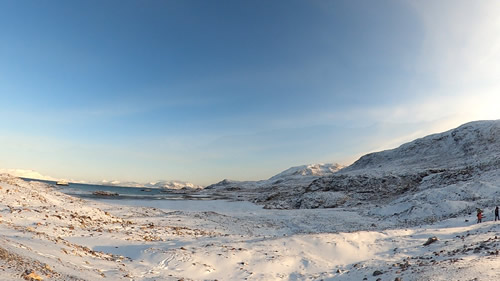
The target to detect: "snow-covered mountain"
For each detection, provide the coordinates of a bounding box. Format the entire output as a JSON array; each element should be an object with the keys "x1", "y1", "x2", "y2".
[
  {"x1": 269, "y1": 163, "x2": 344, "y2": 180},
  {"x1": 206, "y1": 120, "x2": 500, "y2": 226},
  {"x1": 203, "y1": 163, "x2": 344, "y2": 209},
  {"x1": 341, "y1": 120, "x2": 500, "y2": 174},
  {"x1": 288, "y1": 120, "x2": 500, "y2": 224},
  {"x1": 145, "y1": 180, "x2": 203, "y2": 190},
  {"x1": 0, "y1": 169, "x2": 59, "y2": 181},
  {"x1": 205, "y1": 163, "x2": 343, "y2": 190},
  {"x1": 0, "y1": 169, "x2": 203, "y2": 190},
  {"x1": 98, "y1": 180, "x2": 203, "y2": 190}
]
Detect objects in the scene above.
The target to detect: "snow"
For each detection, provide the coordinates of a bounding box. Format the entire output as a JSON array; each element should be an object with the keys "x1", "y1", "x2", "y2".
[
  {"x1": 0, "y1": 170, "x2": 202, "y2": 191},
  {"x1": 202, "y1": 163, "x2": 345, "y2": 209},
  {"x1": 269, "y1": 163, "x2": 344, "y2": 180},
  {"x1": 0, "y1": 120, "x2": 499, "y2": 280},
  {"x1": 1, "y1": 173, "x2": 499, "y2": 281},
  {"x1": 0, "y1": 169, "x2": 60, "y2": 182},
  {"x1": 201, "y1": 121, "x2": 500, "y2": 214},
  {"x1": 341, "y1": 120, "x2": 500, "y2": 174},
  {"x1": 100, "y1": 180, "x2": 203, "y2": 190}
]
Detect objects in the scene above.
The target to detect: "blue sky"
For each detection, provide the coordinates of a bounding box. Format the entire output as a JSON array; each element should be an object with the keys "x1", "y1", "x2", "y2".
[{"x1": 1, "y1": 0, "x2": 499, "y2": 185}]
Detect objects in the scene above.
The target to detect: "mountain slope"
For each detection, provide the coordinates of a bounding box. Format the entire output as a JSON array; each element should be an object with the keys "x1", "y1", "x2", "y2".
[
  {"x1": 206, "y1": 163, "x2": 343, "y2": 190},
  {"x1": 203, "y1": 163, "x2": 344, "y2": 208},
  {"x1": 212, "y1": 120, "x2": 500, "y2": 226},
  {"x1": 292, "y1": 120, "x2": 500, "y2": 224},
  {"x1": 342, "y1": 120, "x2": 500, "y2": 174},
  {"x1": 269, "y1": 163, "x2": 344, "y2": 180}
]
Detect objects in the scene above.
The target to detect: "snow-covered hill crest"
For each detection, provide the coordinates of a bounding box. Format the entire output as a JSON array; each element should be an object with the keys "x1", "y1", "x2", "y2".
[
  {"x1": 269, "y1": 163, "x2": 344, "y2": 180},
  {"x1": 342, "y1": 120, "x2": 500, "y2": 174}
]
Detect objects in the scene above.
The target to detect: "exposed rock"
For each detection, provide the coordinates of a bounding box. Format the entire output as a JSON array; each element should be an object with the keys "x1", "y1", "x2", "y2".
[
  {"x1": 424, "y1": 236, "x2": 439, "y2": 246},
  {"x1": 92, "y1": 190, "x2": 119, "y2": 196},
  {"x1": 298, "y1": 191, "x2": 348, "y2": 209},
  {"x1": 22, "y1": 270, "x2": 43, "y2": 281}
]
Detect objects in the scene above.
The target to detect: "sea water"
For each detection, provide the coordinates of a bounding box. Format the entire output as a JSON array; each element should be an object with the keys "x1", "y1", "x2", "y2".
[
  {"x1": 22, "y1": 178, "x2": 263, "y2": 214},
  {"x1": 22, "y1": 178, "x2": 215, "y2": 201}
]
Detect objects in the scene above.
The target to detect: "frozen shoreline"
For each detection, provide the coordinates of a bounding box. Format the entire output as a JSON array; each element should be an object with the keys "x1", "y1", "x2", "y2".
[{"x1": 1, "y1": 174, "x2": 499, "y2": 281}]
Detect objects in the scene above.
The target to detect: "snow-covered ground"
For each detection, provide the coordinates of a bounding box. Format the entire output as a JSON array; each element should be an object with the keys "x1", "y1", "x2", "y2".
[
  {"x1": 1, "y1": 120, "x2": 499, "y2": 280},
  {"x1": 1, "y1": 174, "x2": 499, "y2": 281}
]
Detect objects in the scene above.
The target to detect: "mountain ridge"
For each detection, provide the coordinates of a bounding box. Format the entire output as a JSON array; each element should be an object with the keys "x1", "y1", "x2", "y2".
[
  {"x1": 204, "y1": 120, "x2": 500, "y2": 225},
  {"x1": 292, "y1": 120, "x2": 500, "y2": 223},
  {"x1": 341, "y1": 120, "x2": 500, "y2": 174}
]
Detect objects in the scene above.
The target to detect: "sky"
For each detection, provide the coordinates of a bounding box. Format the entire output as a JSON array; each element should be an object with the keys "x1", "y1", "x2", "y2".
[{"x1": 1, "y1": 0, "x2": 499, "y2": 185}]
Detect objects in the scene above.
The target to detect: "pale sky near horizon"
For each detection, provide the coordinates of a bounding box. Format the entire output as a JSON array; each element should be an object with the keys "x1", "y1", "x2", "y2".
[{"x1": 1, "y1": 0, "x2": 499, "y2": 185}]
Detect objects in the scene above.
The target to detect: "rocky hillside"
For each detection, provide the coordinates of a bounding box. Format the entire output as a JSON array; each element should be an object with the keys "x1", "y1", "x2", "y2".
[
  {"x1": 342, "y1": 120, "x2": 500, "y2": 174},
  {"x1": 203, "y1": 163, "x2": 343, "y2": 205},
  {"x1": 210, "y1": 120, "x2": 500, "y2": 226},
  {"x1": 206, "y1": 163, "x2": 343, "y2": 190},
  {"x1": 286, "y1": 120, "x2": 500, "y2": 224}
]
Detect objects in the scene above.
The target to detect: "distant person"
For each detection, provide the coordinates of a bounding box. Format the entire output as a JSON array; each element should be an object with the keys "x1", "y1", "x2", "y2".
[
  {"x1": 477, "y1": 209, "x2": 483, "y2": 223},
  {"x1": 495, "y1": 206, "x2": 499, "y2": 222}
]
